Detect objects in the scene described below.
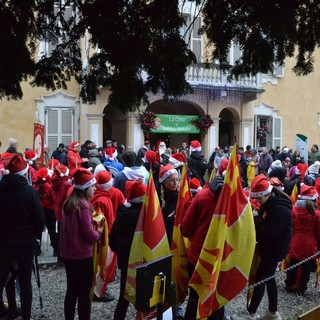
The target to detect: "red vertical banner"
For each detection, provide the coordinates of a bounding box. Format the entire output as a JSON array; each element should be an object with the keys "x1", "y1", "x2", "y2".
[{"x1": 33, "y1": 123, "x2": 45, "y2": 169}]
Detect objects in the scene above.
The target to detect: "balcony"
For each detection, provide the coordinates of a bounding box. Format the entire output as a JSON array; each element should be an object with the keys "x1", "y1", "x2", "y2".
[{"x1": 185, "y1": 63, "x2": 264, "y2": 101}]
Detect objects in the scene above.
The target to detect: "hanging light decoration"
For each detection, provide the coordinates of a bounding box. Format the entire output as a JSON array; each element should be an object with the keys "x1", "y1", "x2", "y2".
[{"x1": 153, "y1": 84, "x2": 243, "y2": 105}]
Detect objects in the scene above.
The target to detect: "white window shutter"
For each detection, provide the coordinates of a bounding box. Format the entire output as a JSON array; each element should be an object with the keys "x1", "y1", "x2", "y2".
[
  {"x1": 192, "y1": 17, "x2": 202, "y2": 62},
  {"x1": 45, "y1": 107, "x2": 74, "y2": 153},
  {"x1": 273, "y1": 117, "x2": 282, "y2": 148}
]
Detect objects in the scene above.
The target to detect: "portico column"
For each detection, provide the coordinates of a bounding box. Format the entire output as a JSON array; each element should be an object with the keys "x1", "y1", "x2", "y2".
[{"x1": 126, "y1": 113, "x2": 143, "y2": 153}]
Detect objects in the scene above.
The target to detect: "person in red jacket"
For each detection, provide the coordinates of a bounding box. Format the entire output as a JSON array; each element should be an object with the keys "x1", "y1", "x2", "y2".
[
  {"x1": 181, "y1": 175, "x2": 225, "y2": 320},
  {"x1": 285, "y1": 184, "x2": 320, "y2": 295},
  {"x1": 35, "y1": 167, "x2": 58, "y2": 256},
  {"x1": 51, "y1": 164, "x2": 72, "y2": 260},
  {"x1": 90, "y1": 170, "x2": 124, "y2": 302},
  {"x1": 23, "y1": 149, "x2": 38, "y2": 186},
  {"x1": 67, "y1": 141, "x2": 88, "y2": 171}
]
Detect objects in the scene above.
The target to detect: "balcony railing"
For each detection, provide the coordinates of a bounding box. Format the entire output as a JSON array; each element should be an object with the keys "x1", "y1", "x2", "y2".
[{"x1": 186, "y1": 63, "x2": 263, "y2": 89}]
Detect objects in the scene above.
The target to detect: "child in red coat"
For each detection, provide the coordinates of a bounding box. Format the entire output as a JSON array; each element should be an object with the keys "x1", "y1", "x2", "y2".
[
  {"x1": 51, "y1": 164, "x2": 72, "y2": 259},
  {"x1": 35, "y1": 167, "x2": 58, "y2": 256}
]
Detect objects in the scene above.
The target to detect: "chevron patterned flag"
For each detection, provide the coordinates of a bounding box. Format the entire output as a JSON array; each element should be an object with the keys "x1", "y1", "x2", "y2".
[
  {"x1": 125, "y1": 170, "x2": 171, "y2": 306},
  {"x1": 171, "y1": 163, "x2": 191, "y2": 305},
  {"x1": 290, "y1": 183, "x2": 298, "y2": 204},
  {"x1": 91, "y1": 208, "x2": 108, "y2": 299},
  {"x1": 189, "y1": 143, "x2": 256, "y2": 318}
]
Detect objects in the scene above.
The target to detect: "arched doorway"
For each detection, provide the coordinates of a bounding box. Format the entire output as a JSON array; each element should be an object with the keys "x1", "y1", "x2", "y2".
[
  {"x1": 103, "y1": 105, "x2": 126, "y2": 148},
  {"x1": 219, "y1": 108, "x2": 237, "y2": 148},
  {"x1": 147, "y1": 99, "x2": 204, "y2": 150}
]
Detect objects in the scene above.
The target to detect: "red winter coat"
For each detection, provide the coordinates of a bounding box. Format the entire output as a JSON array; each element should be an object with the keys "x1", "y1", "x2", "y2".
[
  {"x1": 51, "y1": 176, "x2": 72, "y2": 221},
  {"x1": 67, "y1": 149, "x2": 83, "y2": 172},
  {"x1": 34, "y1": 181, "x2": 55, "y2": 210},
  {"x1": 90, "y1": 189, "x2": 115, "y2": 231},
  {"x1": 181, "y1": 187, "x2": 219, "y2": 266},
  {"x1": 288, "y1": 204, "x2": 320, "y2": 260}
]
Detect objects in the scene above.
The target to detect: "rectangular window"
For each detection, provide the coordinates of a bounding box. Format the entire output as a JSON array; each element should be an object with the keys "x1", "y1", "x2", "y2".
[
  {"x1": 45, "y1": 107, "x2": 74, "y2": 152},
  {"x1": 272, "y1": 117, "x2": 282, "y2": 149}
]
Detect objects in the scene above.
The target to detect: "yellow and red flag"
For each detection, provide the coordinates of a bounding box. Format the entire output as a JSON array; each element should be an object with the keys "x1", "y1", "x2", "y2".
[
  {"x1": 91, "y1": 208, "x2": 108, "y2": 299},
  {"x1": 171, "y1": 163, "x2": 191, "y2": 305},
  {"x1": 290, "y1": 183, "x2": 298, "y2": 204},
  {"x1": 189, "y1": 143, "x2": 256, "y2": 319},
  {"x1": 125, "y1": 169, "x2": 171, "y2": 306},
  {"x1": 209, "y1": 165, "x2": 216, "y2": 183}
]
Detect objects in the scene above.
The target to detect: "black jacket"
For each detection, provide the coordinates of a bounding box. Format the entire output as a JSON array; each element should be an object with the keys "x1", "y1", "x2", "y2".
[
  {"x1": 109, "y1": 203, "x2": 142, "y2": 270},
  {"x1": 254, "y1": 193, "x2": 292, "y2": 260},
  {"x1": 187, "y1": 151, "x2": 207, "y2": 186},
  {"x1": 0, "y1": 174, "x2": 45, "y2": 250}
]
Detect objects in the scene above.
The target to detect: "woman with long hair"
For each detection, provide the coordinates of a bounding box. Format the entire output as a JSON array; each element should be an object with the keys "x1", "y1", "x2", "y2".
[{"x1": 60, "y1": 168, "x2": 100, "y2": 320}]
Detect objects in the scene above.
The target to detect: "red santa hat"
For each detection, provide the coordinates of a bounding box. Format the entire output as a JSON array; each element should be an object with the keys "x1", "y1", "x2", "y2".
[
  {"x1": 299, "y1": 184, "x2": 318, "y2": 200},
  {"x1": 69, "y1": 141, "x2": 80, "y2": 151},
  {"x1": 189, "y1": 177, "x2": 202, "y2": 193},
  {"x1": 145, "y1": 150, "x2": 157, "y2": 164},
  {"x1": 250, "y1": 174, "x2": 273, "y2": 198},
  {"x1": 190, "y1": 140, "x2": 201, "y2": 152},
  {"x1": 24, "y1": 149, "x2": 38, "y2": 164},
  {"x1": 125, "y1": 180, "x2": 147, "y2": 207},
  {"x1": 71, "y1": 167, "x2": 96, "y2": 190},
  {"x1": 105, "y1": 146, "x2": 118, "y2": 159},
  {"x1": 172, "y1": 152, "x2": 186, "y2": 163},
  {"x1": 48, "y1": 159, "x2": 60, "y2": 170},
  {"x1": 36, "y1": 167, "x2": 51, "y2": 183},
  {"x1": 54, "y1": 164, "x2": 69, "y2": 178},
  {"x1": 218, "y1": 158, "x2": 229, "y2": 176},
  {"x1": 297, "y1": 163, "x2": 308, "y2": 181},
  {"x1": 0, "y1": 153, "x2": 29, "y2": 176},
  {"x1": 95, "y1": 171, "x2": 113, "y2": 189},
  {"x1": 159, "y1": 164, "x2": 178, "y2": 184}
]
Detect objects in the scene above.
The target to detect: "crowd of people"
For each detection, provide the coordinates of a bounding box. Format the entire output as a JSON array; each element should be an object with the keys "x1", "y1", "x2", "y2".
[{"x1": 0, "y1": 136, "x2": 319, "y2": 320}]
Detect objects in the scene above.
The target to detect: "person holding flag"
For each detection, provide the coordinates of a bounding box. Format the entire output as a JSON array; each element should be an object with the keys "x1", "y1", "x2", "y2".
[
  {"x1": 181, "y1": 173, "x2": 225, "y2": 319},
  {"x1": 239, "y1": 174, "x2": 292, "y2": 320},
  {"x1": 109, "y1": 180, "x2": 147, "y2": 320},
  {"x1": 187, "y1": 143, "x2": 256, "y2": 320}
]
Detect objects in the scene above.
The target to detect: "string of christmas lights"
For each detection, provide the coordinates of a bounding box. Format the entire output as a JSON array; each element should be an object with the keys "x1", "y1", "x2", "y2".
[{"x1": 153, "y1": 84, "x2": 243, "y2": 105}]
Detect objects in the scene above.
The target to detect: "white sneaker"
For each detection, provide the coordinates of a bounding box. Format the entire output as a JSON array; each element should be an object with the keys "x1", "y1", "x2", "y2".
[
  {"x1": 231, "y1": 312, "x2": 257, "y2": 320},
  {"x1": 258, "y1": 310, "x2": 282, "y2": 320}
]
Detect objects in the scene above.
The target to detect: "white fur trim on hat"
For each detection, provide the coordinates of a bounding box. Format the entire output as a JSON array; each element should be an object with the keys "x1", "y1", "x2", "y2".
[
  {"x1": 250, "y1": 183, "x2": 273, "y2": 198},
  {"x1": 74, "y1": 177, "x2": 96, "y2": 190},
  {"x1": 190, "y1": 186, "x2": 202, "y2": 193},
  {"x1": 14, "y1": 163, "x2": 29, "y2": 176},
  {"x1": 159, "y1": 168, "x2": 178, "y2": 184},
  {"x1": 299, "y1": 193, "x2": 318, "y2": 200},
  {"x1": 96, "y1": 178, "x2": 113, "y2": 189}
]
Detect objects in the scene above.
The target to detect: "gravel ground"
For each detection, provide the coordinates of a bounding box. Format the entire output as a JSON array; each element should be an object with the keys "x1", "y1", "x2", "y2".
[{"x1": 11, "y1": 264, "x2": 320, "y2": 319}]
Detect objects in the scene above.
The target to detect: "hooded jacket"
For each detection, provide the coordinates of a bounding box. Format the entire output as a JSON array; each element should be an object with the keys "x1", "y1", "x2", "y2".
[
  {"x1": 109, "y1": 203, "x2": 143, "y2": 270},
  {"x1": 288, "y1": 201, "x2": 320, "y2": 260},
  {"x1": 254, "y1": 193, "x2": 292, "y2": 260},
  {"x1": 187, "y1": 151, "x2": 207, "y2": 186}
]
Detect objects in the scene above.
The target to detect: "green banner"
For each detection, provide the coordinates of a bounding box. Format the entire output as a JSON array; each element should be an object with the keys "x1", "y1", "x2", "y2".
[{"x1": 151, "y1": 114, "x2": 199, "y2": 134}]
